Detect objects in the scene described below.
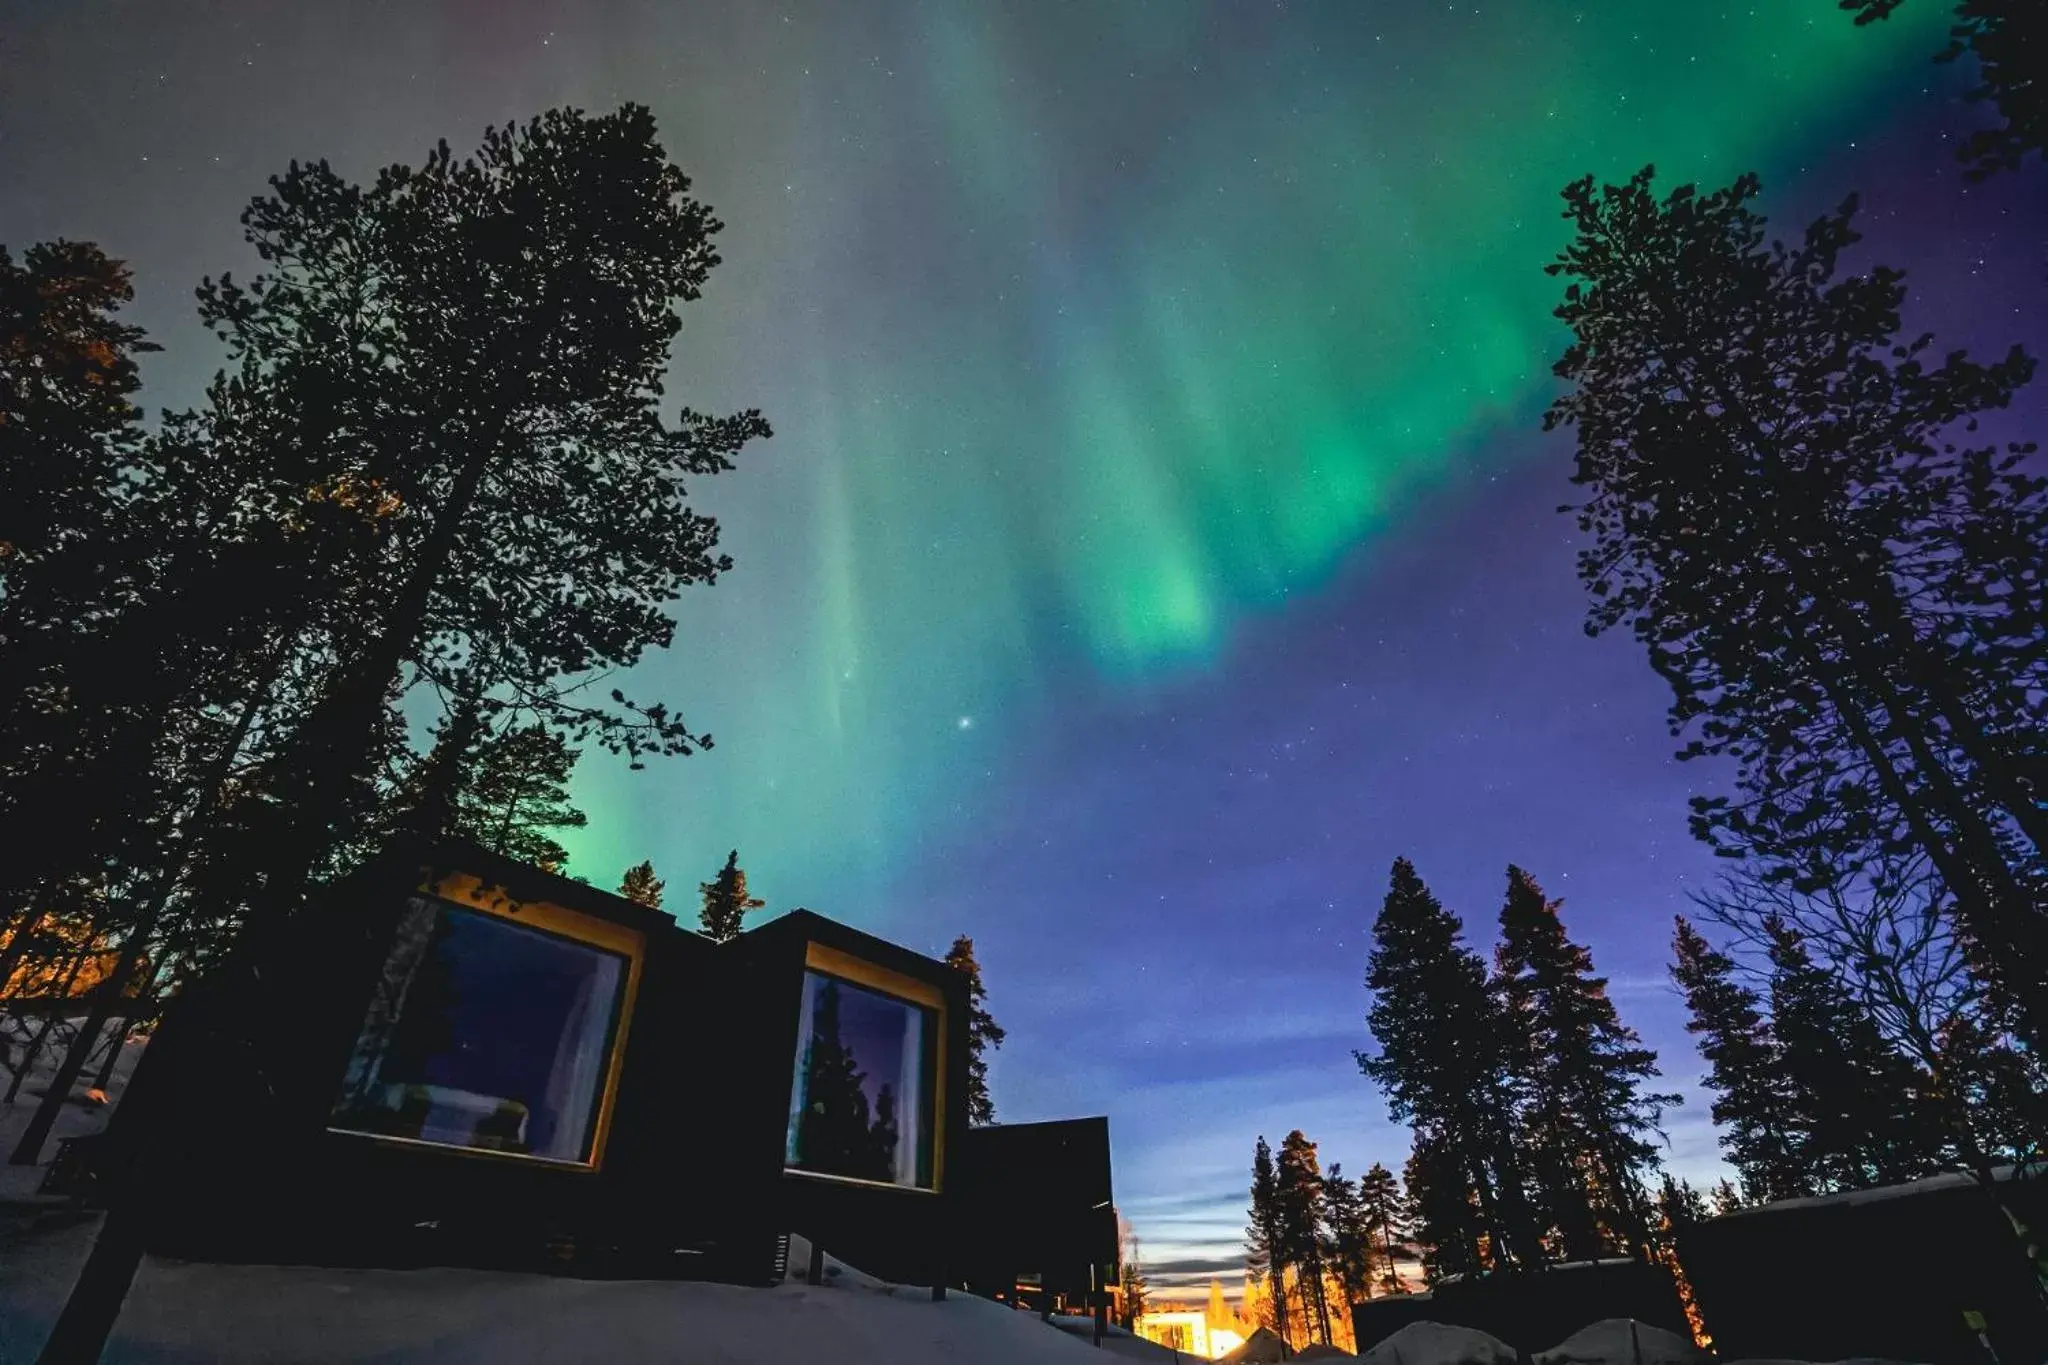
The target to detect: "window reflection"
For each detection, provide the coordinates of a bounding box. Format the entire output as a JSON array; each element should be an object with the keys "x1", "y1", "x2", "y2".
[
  {"x1": 785, "y1": 969, "x2": 935, "y2": 1189},
  {"x1": 330, "y1": 895, "x2": 629, "y2": 1165}
]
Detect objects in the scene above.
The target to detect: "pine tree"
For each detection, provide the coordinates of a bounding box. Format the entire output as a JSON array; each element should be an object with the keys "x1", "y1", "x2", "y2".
[
  {"x1": 698, "y1": 850, "x2": 764, "y2": 943},
  {"x1": 1322, "y1": 1164, "x2": 1373, "y2": 1308},
  {"x1": 1496, "y1": 866, "x2": 1678, "y2": 1258},
  {"x1": 442, "y1": 724, "x2": 585, "y2": 872},
  {"x1": 198, "y1": 103, "x2": 771, "y2": 958},
  {"x1": 942, "y1": 935, "x2": 1006, "y2": 1126},
  {"x1": 1669, "y1": 917, "x2": 1809, "y2": 1204},
  {"x1": 1844, "y1": 0, "x2": 2047, "y2": 178},
  {"x1": 618, "y1": 860, "x2": 664, "y2": 909},
  {"x1": 0, "y1": 241, "x2": 155, "y2": 579},
  {"x1": 1765, "y1": 919, "x2": 1941, "y2": 1190},
  {"x1": 1359, "y1": 858, "x2": 1542, "y2": 1271},
  {"x1": 1245, "y1": 1135, "x2": 1292, "y2": 1344},
  {"x1": 1709, "y1": 1179, "x2": 1745, "y2": 1216},
  {"x1": 1117, "y1": 1220, "x2": 1150, "y2": 1330},
  {"x1": 1546, "y1": 167, "x2": 2048, "y2": 1049},
  {"x1": 1276, "y1": 1131, "x2": 1335, "y2": 1343},
  {"x1": 1357, "y1": 1161, "x2": 1411, "y2": 1294},
  {"x1": 1654, "y1": 1174, "x2": 1711, "y2": 1235},
  {"x1": 1403, "y1": 1130, "x2": 1486, "y2": 1285}
]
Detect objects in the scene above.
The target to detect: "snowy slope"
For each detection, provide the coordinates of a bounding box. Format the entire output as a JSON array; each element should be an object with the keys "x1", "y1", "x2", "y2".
[{"x1": 4, "y1": 1223, "x2": 1132, "y2": 1365}]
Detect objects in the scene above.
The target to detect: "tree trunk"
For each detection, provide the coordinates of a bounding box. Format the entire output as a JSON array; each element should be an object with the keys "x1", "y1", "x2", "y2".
[
  {"x1": 252, "y1": 432, "x2": 504, "y2": 927},
  {"x1": 87, "y1": 959, "x2": 161, "y2": 1095},
  {"x1": 7, "y1": 930, "x2": 145, "y2": 1165},
  {"x1": 6, "y1": 650, "x2": 281, "y2": 1169},
  {"x1": 4, "y1": 945, "x2": 94, "y2": 1105}
]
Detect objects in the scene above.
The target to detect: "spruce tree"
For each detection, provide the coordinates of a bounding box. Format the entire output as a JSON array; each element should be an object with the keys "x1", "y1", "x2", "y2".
[
  {"x1": 618, "y1": 861, "x2": 664, "y2": 909},
  {"x1": 1765, "y1": 919, "x2": 1941, "y2": 1189},
  {"x1": 447, "y1": 724, "x2": 585, "y2": 872},
  {"x1": 1546, "y1": 167, "x2": 2048, "y2": 1048},
  {"x1": 1669, "y1": 917, "x2": 1809, "y2": 1203},
  {"x1": 1276, "y1": 1130, "x2": 1334, "y2": 1343},
  {"x1": 1245, "y1": 1135, "x2": 1292, "y2": 1344},
  {"x1": 942, "y1": 935, "x2": 1006, "y2": 1126},
  {"x1": 1359, "y1": 858, "x2": 1541, "y2": 1270},
  {"x1": 1496, "y1": 865, "x2": 1678, "y2": 1258},
  {"x1": 1117, "y1": 1222, "x2": 1150, "y2": 1330},
  {"x1": 1403, "y1": 1130, "x2": 1485, "y2": 1285},
  {"x1": 1357, "y1": 1161, "x2": 1411, "y2": 1294},
  {"x1": 698, "y1": 850, "x2": 764, "y2": 943},
  {"x1": 1322, "y1": 1164, "x2": 1375, "y2": 1307},
  {"x1": 1654, "y1": 1175, "x2": 1711, "y2": 1237}
]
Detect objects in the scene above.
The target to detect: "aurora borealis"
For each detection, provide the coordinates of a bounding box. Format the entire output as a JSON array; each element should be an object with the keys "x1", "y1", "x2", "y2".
[{"x1": 6, "y1": 0, "x2": 2040, "y2": 1297}]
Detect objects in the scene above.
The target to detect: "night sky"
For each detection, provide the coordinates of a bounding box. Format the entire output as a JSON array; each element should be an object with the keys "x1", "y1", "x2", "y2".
[{"x1": 6, "y1": 1, "x2": 2044, "y2": 1298}]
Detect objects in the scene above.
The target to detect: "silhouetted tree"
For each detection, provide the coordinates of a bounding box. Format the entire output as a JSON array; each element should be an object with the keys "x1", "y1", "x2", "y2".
[
  {"x1": 1357, "y1": 1161, "x2": 1411, "y2": 1294},
  {"x1": 1694, "y1": 859, "x2": 2045, "y2": 1180},
  {"x1": 698, "y1": 850, "x2": 764, "y2": 942},
  {"x1": 1323, "y1": 1163, "x2": 1374, "y2": 1308},
  {"x1": 1496, "y1": 865, "x2": 1677, "y2": 1258},
  {"x1": 1546, "y1": 167, "x2": 2048, "y2": 1049},
  {"x1": 1670, "y1": 917, "x2": 1809, "y2": 1204},
  {"x1": 1359, "y1": 858, "x2": 1542, "y2": 1270},
  {"x1": 1709, "y1": 1179, "x2": 1745, "y2": 1216},
  {"x1": 1844, "y1": 0, "x2": 2047, "y2": 177},
  {"x1": 1766, "y1": 919, "x2": 1943, "y2": 1189},
  {"x1": 1117, "y1": 1217, "x2": 1150, "y2": 1330},
  {"x1": 446, "y1": 723, "x2": 585, "y2": 872},
  {"x1": 1654, "y1": 1174, "x2": 1711, "y2": 1236},
  {"x1": 1276, "y1": 1130, "x2": 1334, "y2": 1343},
  {"x1": 1245, "y1": 1135, "x2": 1292, "y2": 1344},
  {"x1": 26, "y1": 106, "x2": 773, "y2": 1363},
  {"x1": 1403, "y1": 1130, "x2": 1486, "y2": 1285},
  {"x1": 198, "y1": 102, "x2": 768, "y2": 956},
  {"x1": 943, "y1": 935, "x2": 1006, "y2": 1126},
  {"x1": 618, "y1": 860, "x2": 664, "y2": 909}
]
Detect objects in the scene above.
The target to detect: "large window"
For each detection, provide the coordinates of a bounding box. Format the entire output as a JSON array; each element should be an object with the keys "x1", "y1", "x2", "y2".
[
  {"x1": 330, "y1": 894, "x2": 632, "y2": 1166},
  {"x1": 785, "y1": 967, "x2": 937, "y2": 1189}
]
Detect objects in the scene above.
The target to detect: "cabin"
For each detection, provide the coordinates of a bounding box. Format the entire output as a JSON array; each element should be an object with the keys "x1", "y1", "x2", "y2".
[
  {"x1": 97, "y1": 839, "x2": 1027, "y2": 1296},
  {"x1": 953, "y1": 1116, "x2": 1118, "y2": 1314},
  {"x1": 1676, "y1": 1167, "x2": 2048, "y2": 1365}
]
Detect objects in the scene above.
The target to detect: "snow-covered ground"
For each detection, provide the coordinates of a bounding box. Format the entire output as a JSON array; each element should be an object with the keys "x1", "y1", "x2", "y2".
[
  {"x1": 2, "y1": 1032, "x2": 1123, "y2": 1364},
  {"x1": 5, "y1": 1222, "x2": 1155, "y2": 1365},
  {"x1": 0, "y1": 1031, "x2": 1934, "y2": 1365}
]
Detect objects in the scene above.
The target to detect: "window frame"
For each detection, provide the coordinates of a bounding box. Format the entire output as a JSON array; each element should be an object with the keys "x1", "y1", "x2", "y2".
[
  {"x1": 324, "y1": 873, "x2": 646, "y2": 1173},
  {"x1": 783, "y1": 940, "x2": 948, "y2": 1194}
]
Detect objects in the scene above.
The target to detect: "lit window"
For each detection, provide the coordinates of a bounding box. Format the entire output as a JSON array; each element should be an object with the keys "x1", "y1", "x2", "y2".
[
  {"x1": 784, "y1": 968, "x2": 936, "y2": 1189},
  {"x1": 329, "y1": 895, "x2": 630, "y2": 1166}
]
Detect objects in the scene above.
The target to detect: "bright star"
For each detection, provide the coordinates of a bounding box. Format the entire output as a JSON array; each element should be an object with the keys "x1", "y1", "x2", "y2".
[{"x1": 956, "y1": 715, "x2": 974, "y2": 731}]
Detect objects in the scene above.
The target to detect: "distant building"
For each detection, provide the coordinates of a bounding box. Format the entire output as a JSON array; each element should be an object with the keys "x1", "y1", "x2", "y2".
[{"x1": 1135, "y1": 1280, "x2": 1250, "y2": 1359}]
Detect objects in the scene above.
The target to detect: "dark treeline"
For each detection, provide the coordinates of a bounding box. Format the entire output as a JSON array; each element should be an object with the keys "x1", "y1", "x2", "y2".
[
  {"x1": 1245, "y1": 1129, "x2": 1410, "y2": 1349},
  {"x1": 1674, "y1": 863, "x2": 2045, "y2": 1201},
  {"x1": 0, "y1": 104, "x2": 772, "y2": 1166},
  {"x1": 1249, "y1": 0, "x2": 2048, "y2": 1324},
  {"x1": 1352, "y1": 861, "x2": 1679, "y2": 1287}
]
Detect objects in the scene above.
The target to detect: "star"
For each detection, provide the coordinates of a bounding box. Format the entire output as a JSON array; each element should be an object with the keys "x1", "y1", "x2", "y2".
[{"x1": 956, "y1": 715, "x2": 974, "y2": 731}]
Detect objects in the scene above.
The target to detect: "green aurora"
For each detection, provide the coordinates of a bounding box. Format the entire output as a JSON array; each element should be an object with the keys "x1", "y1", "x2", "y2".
[{"x1": 517, "y1": 3, "x2": 1954, "y2": 914}]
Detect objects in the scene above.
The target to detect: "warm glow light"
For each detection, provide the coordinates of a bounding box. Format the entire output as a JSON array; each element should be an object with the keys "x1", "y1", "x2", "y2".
[{"x1": 1134, "y1": 1296, "x2": 1254, "y2": 1362}]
